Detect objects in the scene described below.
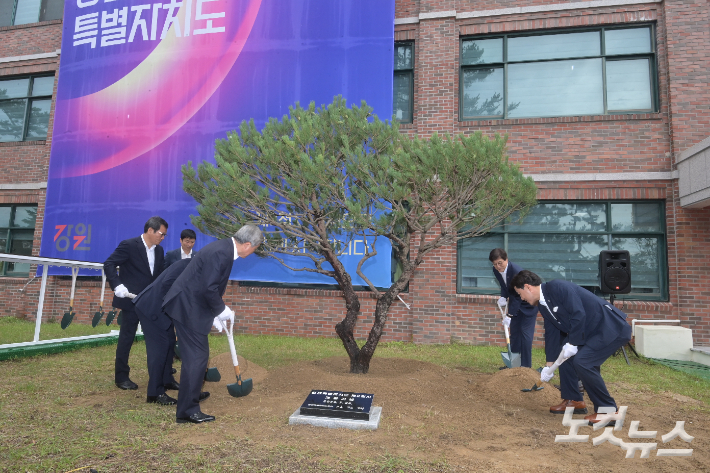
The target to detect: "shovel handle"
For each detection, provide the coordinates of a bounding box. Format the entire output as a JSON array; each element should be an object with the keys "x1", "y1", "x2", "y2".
[{"x1": 225, "y1": 319, "x2": 240, "y2": 368}]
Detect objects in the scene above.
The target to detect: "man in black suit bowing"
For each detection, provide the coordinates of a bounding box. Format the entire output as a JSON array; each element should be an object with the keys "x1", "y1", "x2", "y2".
[
  {"x1": 164, "y1": 229, "x2": 197, "y2": 270},
  {"x1": 511, "y1": 270, "x2": 632, "y2": 424},
  {"x1": 104, "y1": 216, "x2": 168, "y2": 390},
  {"x1": 163, "y1": 224, "x2": 263, "y2": 424}
]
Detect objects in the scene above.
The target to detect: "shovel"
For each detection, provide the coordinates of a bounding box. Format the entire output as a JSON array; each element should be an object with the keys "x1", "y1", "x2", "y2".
[
  {"x1": 105, "y1": 307, "x2": 117, "y2": 326},
  {"x1": 61, "y1": 267, "x2": 80, "y2": 329},
  {"x1": 92, "y1": 271, "x2": 107, "y2": 327},
  {"x1": 205, "y1": 367, "x2": 221, "y2": 382},
  {"x1": 521, "y1": 349, "x2": 569, "y2": 392},
  {"x1": 223, "y1": 318, "x2": 252, "y2": 397},
  {"x1": 498, "y1": 302, "x2": 521, "y2": 368}
]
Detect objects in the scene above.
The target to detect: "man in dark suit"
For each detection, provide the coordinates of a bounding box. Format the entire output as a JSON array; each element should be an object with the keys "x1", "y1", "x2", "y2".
[
  {"x1": 489, "y1": 248, "x2": 543, "y2": 368},
  {"x1": 164, "y1": 229, "x2": 197, "y2": 270},
  {"x1": 104, "y1": 216, "x2": 168, "y2": 390},
  {"x1": 132, "y1": 258, "x2": 191, "y2": 405},
  {"x1": 511, "y1": 270, "x2": 632, "y2": 424},
  {"x1": 163, "y1": 224, "x2": 263, "y2": 424}
]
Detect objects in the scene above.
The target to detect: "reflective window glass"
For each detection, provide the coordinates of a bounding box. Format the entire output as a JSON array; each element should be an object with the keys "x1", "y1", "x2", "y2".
[
  {"x1": 508, "y1": 203, "x2": 607, "y2": 232},
  {"x1": 461, "y1": 38, "x2": 503, "y2": 65},
  {"x1": 0, "y1": 78, "x2": 30, "y2": 99},
  {"x1": 458, "y1": 233, "x2": 503, "y2": 289},
  {"x1": 393, "y1": 73, "x2": 412, "y2": 122},
  {"x1": 0, "y1": 208, "x2": 10, "y2": 227},
  {"x1": 605, "y1": 27, "x2": 652, "y2": 55},
  {"x1": 31, "y1": 76, "x2": 54, "y2": 96},
  {"x1": 0, "y1": 99, "x2": 27, "y2": 142},
  {"x1": 13, "y1": 0, "x2": 41, "y2": 25},
  {"x1": 25, "y1": 99, "x2": 51, "y2": 140},
  {"x1": 394, "y1": 43, "x2": 413, "y2": 70},
  {"x1": 606, "y1": 59, "x2": 652, "y2": 111},
  {"x1": 12, "y1": 206, "x2": 37, "y2": 228},
  {"x1": 611, "y1": 203, "x2": 661, "y2": 232},
  {"x1": 508, "y1": 59, "x2": 604, "y2": 118},
  {"x1": 462, "y1": 67, "x2": 504, "y2": 117},
  {"x1": 508, "y1": 31, "x2": 600, "y2": 62},
  {"x1": 612, "y1": 237, "x2": 660, "y2": 293}
]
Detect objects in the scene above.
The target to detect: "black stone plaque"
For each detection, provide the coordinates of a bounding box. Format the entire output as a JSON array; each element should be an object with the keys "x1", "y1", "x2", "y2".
[{"x1": 299, "y1": 390, "x2": 374, "y2": 420}]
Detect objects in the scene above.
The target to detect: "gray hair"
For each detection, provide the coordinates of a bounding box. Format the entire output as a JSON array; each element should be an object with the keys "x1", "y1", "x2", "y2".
[{"x1": 234, "y1": 225, "x2": 263, "y2": 247}]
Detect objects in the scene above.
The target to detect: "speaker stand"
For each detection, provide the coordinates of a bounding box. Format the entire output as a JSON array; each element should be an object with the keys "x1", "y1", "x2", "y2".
[{"x1": 609, "y1": 294, "x2": 639, "y2": 365}]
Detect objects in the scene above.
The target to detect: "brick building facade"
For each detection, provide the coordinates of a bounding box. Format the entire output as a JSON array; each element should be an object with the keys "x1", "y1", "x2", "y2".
[{"x1": 1, "y1": 0, "x2": 709, "y2": 347}]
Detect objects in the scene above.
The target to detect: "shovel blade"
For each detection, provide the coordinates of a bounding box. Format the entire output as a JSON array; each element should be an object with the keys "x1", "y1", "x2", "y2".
[
  {"x1": 174, "y1": 341, "x2": 181, "y2": 360},
  {"x1": 204, "y1": 367, "x2": 221, "y2": 382},
  {"x1": 91, "y1": 310, "x2": 104, "y2": 328},
  {"x1": 227, "y1": 377, "x2": 253, "y2": 398},
  {"x1": 501, "y1": 351, "x2": 522, "y2": 368},
  {"x1": 116, "y1": 310, "x2": 123, "y2": 326},
  {"x1": 105, "y1": 309, "x2": 116, "y2": 326},
  {"x1": 61, "y1": 310, "x2": 75, "y2": 330}
]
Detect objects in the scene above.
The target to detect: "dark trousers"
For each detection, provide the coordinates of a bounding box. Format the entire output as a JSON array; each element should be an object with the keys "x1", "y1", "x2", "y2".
[
  {"x1": 173, "y1": 319, "x2": 209, "y2": 418},
  {"x1": 137, "y1": 312, "x2": 176, "y2": 397},
  {"x1": 509, "y1": 313, "x2": 537, "y2": 368},
  {"x1": 559, "y1": 326, "x2": 632, "y2": 411},
  {"x1": 115, "y1": 307, "x2": 139, "y2": 383}
]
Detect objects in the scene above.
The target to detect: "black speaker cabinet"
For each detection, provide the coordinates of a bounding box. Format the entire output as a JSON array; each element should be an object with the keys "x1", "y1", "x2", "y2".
[{"x1": 599, "y1": 250, "x2": 631, "y2": 294}]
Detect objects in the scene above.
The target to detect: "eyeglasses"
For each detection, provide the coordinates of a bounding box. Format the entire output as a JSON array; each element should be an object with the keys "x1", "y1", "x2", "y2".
[
  {"x1": 157, "y1": 231, "x2": 167, "y2": 239},
  {"x1": 492, "y1": 260, "x2": 507, "y2": 268}
]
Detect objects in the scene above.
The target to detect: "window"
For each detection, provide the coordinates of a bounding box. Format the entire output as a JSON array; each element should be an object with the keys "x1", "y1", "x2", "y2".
[
  {"x1": 0, "y1": 205, "x2": 37, "y2": 276},
  {"x1": 460, "y1": 25, "x2": 657, "y2": 120},
  {"x1": 394, "y1": 42, "x2": 414, "y2": 123},
  {"x1": 457, "y1": 201, "x2": 667, "y2": 300},
  {"x1": 0, "y1": 0, "x2": 63, "y2": 26},
  {"x1": 0, "y1": 74, "x2": 54, "y2": 142}
]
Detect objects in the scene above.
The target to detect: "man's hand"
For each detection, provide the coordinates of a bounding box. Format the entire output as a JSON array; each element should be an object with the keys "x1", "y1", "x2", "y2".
[
  {"x1": 540, "y1": 366, "x2": 555, "y2": 382},
  {"x1": 212, "y1": 317, "x2": 225, "y2": 333},
  {"x1": 502, "y1": 316, "x2": 511, "y2": 328},
  {"x1": 217, "y1": 306, "x2": 235, "y2": 325},
  {"x1": 497, "y1": 297, "x2": 507, "y2": 309},
  {"x1": 114, "y1": 284, "x2": 129, "y2": 298},
  {"x1": 561, "y1": 343, "x2": 578, "y2": 359}
]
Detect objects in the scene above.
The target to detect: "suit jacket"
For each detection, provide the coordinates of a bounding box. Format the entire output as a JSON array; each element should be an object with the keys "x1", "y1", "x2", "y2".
[
  {"x1": 164, "y1": 247, "x2": 197, "y2": 270},
  {"x1": 162, "y1": 238, "x2": 234, "y2": 335},
  {"x1": 133, "y1": 258, "x2": 192, "y2": 331},
  {"x1": 539, "y1": 279, "x2": 631, "y2": 350},
  {"x1": 493, "y1": 261, "x2": 538, "y2": 317},
  {"x1": 104, "y1": 236, "x2": 165, "y2": 311}
]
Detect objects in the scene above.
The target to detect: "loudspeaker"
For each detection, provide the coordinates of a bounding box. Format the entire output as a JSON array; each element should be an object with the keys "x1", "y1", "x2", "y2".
[{"x1": 599, "y1": 250, "x2": 631, "y2": 294}]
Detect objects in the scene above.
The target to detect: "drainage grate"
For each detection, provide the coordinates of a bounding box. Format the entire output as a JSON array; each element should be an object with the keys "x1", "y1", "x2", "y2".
[{"x1": 651, "y1": 359, "x2": 710, "y2": 381}]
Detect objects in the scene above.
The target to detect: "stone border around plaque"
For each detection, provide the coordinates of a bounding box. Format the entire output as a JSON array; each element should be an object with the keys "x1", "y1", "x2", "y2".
[{"x1": 289, "y1": 406, "x2": 382, "y2": 431}]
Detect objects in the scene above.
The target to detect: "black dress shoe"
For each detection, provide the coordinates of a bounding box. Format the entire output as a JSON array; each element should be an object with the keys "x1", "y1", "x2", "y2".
[
  {"x1": 147, "y1": 393, "x2": 177, "y2": 405},
  {"x1": 176, "y1": 412, "x2": 215, "y2": 424},
  {"x1": 172, "y1": 368, "x2": 177, "y2": 374},
  {"x1": 115, "y1": 379, "x2": 138, "y2": 390},
  {"x1": 164, "y1": 381, "x2": 180, "y2": 390},
  {"x1": 199, "y1": 392, "x2": 210, "y2": 402}
]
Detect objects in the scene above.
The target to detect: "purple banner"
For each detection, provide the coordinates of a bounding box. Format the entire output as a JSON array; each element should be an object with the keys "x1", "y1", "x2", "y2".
[{"x1": 41, "y1": 0, "x2": 395, "y2": 285}]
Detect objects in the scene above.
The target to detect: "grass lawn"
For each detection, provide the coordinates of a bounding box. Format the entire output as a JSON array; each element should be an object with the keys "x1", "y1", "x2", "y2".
[{"x1": 1, "y1": 317, "x2": 708, "y2": 472}]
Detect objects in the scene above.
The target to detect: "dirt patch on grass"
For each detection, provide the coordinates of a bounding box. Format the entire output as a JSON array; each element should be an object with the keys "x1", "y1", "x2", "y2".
[{"x1": 165, "y1": 355, "x2": 710, "y2": 471}]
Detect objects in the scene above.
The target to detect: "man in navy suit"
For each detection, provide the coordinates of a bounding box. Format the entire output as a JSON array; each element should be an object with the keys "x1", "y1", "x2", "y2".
[
  {"x1": 163, "y1": 224, "x2": 263, "y2": 424},
  {"x1": 511, "y1": 270, "x2": 632, "y2": 424},
  {"x1": 164, "y1": 229, "x2": 197, "y2": 270},
  {"x1": 489, "y1": 248, "x2": 542, "y2": 368},
  {"x1": 132, "y1": 258, "x2": 192, "y2": 405},
  {"x1": 104, "y1": 216, "x2": 168, "y2": 390}
]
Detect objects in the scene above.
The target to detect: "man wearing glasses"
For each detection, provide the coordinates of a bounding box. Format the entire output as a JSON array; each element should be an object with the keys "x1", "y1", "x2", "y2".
[
  {"x1": 105, "y1": 216, "x2": 168, "y2": 391},
  {"x1": 489, "y1": 248, "x2": 543, "y2": 369}
]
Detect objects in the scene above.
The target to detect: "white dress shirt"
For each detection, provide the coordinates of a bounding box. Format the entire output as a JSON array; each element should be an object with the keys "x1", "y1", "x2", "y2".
[
  {"x1": 232, "y1": 237, "x2": 240, "y2": 260},
  {"x1": 140, "y1": 234, "x2": 156, "y2": 275},
  {"x1": 180, "y1": 248, "x2": 193, "y2": 259}
]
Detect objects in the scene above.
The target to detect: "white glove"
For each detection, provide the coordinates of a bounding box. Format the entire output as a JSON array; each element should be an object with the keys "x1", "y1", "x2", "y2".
[
  {"x1": 213, "y1": 316, "x2": 225, "y2": 333},
  {"x1": 217, "y1": 306, "x2": 235, "y2": 324},
  {"x1": 127, "y1": 292, "x2": 137, "y2": 300},
  {"x1": 114, "y1": 284, "x2": 129, "y2": 298},
  {"x1": 540, "y1": 366, "x2": 555, "y2": 382},
  {"x1": 502, "y1": 316, "x2": 511, "y2": 328},
  {"x1": 497, "y1": 297, "x2": 507, "y2": 308},
  {"x1": 561, "y1": 343, "x2": 578, "y2": 359}
]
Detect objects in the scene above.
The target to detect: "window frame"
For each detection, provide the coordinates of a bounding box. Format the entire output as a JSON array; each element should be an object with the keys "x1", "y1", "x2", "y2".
[
  {"x1": 0, "y1": 73, "x2": 55, "y2": 143},
  {"x1": 459, "y1": 24, "x2": 659, "y2": 121},
  {"x1": 456, "y1": 200, "x2": 668, "y2": 301},
  {"x1": 0, "y1": 204, "x2": 37, "y2": 277},
  {"x1": 393, "y1": 41, "x2": 415, "y2": 124}
]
